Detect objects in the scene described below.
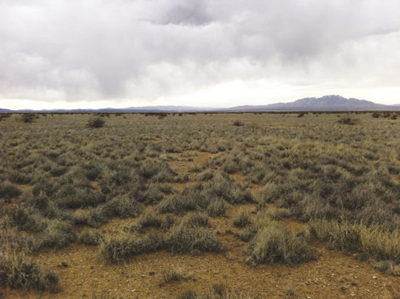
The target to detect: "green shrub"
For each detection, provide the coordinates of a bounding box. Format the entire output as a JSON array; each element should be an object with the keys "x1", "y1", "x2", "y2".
[
  {"x1": 166, "y1": 224, "x2": 224, "y2": 255},
  {"x1": 233, "y1": 120, "x2": 244, "y2": 127},
  {"x1": 100, "y1": 233, "x2": 164, "y2": 264},
  {"x1": 137, "y1": 185, "x2": 164, "y2": 205},
  {"x1": 177, "y1": 290, "x2": 198, "y2": 299},
  {"x1": 207, "y1": 199, "x2": 228, "y2": 217},
  {"x1": 100, "y1": 195, "x2": 143, "y2": 219},
  {"x1": 80, "y1": 229, "x2": 104, "y2": 246},
  {"x1": 372, "y1": 112, "x2": 380, "y2": 118},
  {"x1": 20, "y1": 114, "x2": 36, "y2": 123},
  {"x1": 204, "y1": 174, "x2": 242, "y2": 204},
  {"x1": 8, "y1": 171, "x2": 32, "y2": 185},
  {"x1": 233, "y1": 211, "x2": 252, "y2": 228},
  {"x1": 157, "y1": 194, "x2": 198, "y2": 214},
  {"x1": 338, "y1": 118, "x2": 358, "y2": 125},
  {"x1": 310, "y1": 220, "x2": 400, "y2": 262},
  {"x1": 138, "y1": 161, "x2": 177, "y2": 182},
  {"x1": 71, "y1": 209, "x2": 89, "y2": 226},
  {"x1": 161, "y1": 268, "x2": 187, "y2": 285},
  {"x1": 187, "y1": 213, "x2": 209, "y2": 227},
  {"x1": 198, "y1": 171, "x2": 214, "y2": 181},
  {"x1": 0, "y1": 249, "x2": 58, "y2": 291},
  {"x1": 162, "y1": 213, "x2": 177, "y2": 229},
  {"x1": 246, "y1": 224, "x2": 316, "y2": 265},
  {"x1": 86, "y1": 117, "x2": 106, "y2": 128},
  {"x1": 56, "y1": 187, "x2": 107, "y2": 209},
  {"x1": 0, "y1": 182, "x2": 21, "y2": 200},
  {"x1": 237, "y1": 227, "x2": 257, "y2": 242},
  {"x1": 83, "y1": 164, "x2": 103, "y2": 181},
  {"x1": 35, "y1": 220, "x2": 78, "y2": 252},
  {"x1": 138, "y1": 211, "x2": 163, "y2": 229},
  {"x1": 371, "y1": 260, "x2": 400, "y2": 277}
]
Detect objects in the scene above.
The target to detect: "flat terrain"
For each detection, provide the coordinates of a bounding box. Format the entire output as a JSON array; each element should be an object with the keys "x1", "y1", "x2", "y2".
[{"x1": 0, "y1": 112, "x2": 399, "y2": 298}]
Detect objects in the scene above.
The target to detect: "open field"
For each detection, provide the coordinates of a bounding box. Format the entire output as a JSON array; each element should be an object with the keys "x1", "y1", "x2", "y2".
[{"x1": 1, "y1": 112, "x2": 400, "y2": 298}]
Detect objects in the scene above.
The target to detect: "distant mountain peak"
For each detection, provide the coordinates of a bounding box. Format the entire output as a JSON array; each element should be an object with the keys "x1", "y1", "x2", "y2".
[
  {"x1": 228, "y1": 95, "x2": 396, "y2": 112},
  {"x1": 1, "y1": 95, "x2": 399, "y2": 113}
]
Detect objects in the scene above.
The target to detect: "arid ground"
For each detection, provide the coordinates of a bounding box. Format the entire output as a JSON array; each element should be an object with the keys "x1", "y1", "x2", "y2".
[{"x1": 0, "y1": 112, "x2": 399, "y2": 298}]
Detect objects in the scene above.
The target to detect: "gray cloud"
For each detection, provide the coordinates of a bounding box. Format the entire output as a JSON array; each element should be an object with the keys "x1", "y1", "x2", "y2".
[{"x1": 0, "y1": 0, "x2": 400, "y2": 107}]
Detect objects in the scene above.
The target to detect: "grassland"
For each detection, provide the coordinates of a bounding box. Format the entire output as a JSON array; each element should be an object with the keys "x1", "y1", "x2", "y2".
[{"x1": 0, "y1": 112, "x2": 400, "y2": 298}]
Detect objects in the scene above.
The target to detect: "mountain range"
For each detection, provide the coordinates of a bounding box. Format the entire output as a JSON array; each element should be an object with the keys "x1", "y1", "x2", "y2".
[{"x1": 1, "y1": 95, "x2": 399, "y2": 113}]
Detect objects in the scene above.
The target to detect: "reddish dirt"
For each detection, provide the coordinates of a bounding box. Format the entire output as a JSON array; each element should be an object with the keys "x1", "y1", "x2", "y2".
[
  {"x1": 3, "y1": 151, "x2": 400, "y2": 299},
  {"x1": 4, "y1": 228, "x2": 399, "y2": 299},
  {"x1": 4, "y1": 202, "x2": 400, "y2": 299}
]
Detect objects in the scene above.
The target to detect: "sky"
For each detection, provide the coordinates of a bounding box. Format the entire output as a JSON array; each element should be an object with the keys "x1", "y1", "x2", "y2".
[{"x1": 1, "y1": 0, "x2": 400, "y2": 110}]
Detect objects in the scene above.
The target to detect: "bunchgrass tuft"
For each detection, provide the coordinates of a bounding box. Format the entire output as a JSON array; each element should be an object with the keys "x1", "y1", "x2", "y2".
[{"x1": 246, "y1": 224, "x2": 316, "y2": 265}]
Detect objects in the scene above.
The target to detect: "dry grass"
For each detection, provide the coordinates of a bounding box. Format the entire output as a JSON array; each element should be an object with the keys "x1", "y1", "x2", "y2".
[
  {"x1": 1, "y1": 112, "x2": 400, "y2": 296},
  {"x1": 246, "y1": 224, "x2": 316, "y2": 265}
]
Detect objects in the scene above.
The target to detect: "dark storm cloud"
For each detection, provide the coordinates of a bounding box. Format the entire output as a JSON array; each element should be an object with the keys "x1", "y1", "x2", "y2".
[
  {"x1": 0, "y1": 0, "x2": 399, "y2": 105},
  {"x1": 154, "y1": 0, "x2": 213, "y2": 25}
]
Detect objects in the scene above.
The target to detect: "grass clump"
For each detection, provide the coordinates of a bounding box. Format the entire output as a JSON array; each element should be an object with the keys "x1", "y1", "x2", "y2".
[
  {"x1": 0, "y1": 249, "x2": 59, "y2": 292},
  {"x1": 177, "y1": 290, "x2": 198, "y2": 299},
  {"x1": 177, "y1": 284, "x2": 255, "y2": 299},
  {"x1": 246, "y1": 224, "x2": 316, "y2": 265},
  {"x1": 35, "y1": 220, "x2": 78, "y2": 252},
  {"x1": 310, "y1": 219, "x2": 400, "y2": 263},
  {"x1": 187, "y1": 213, "x2": 209, "y2": 227},
  {"x1": 371, "y1": 260, "x2": 400, "y2": 277},
  {"x1": 99, "y1": 233, "x2": 164, "y2": 264},
  {"x1": 233, "y1": 120, "x2": 244, "y2": 127},
  {"x1": 338, "y1": 117, "x2": 358, "y2": 125},
  {"x1": 86, "y1": 117, "x2": 105, "y2": 128},
  {"x1": 138, "y1": 211, "x2": 163, "y2": 229},
  {"x1": 207, "y1": 199, "x2": 229, "y2": 217},
  {"x1": 166, "y1": 224, "x2": 224, "y2": 255},
  {"x1": 80, "y1": 229, "x2": 104, "y2": 246},
  {"x1": 161, "y1": 268, "x2": 187, "y2": 285},
  {"x1": 20, "y1": 114, "x2": 37, "y2": 123},
  {"x1": 233, "y1": 211, "x2": 252, "y2": 228},
  {"x1": 0, "y1": 181, "x2": 21, "y2": 201},
  {"x1": 100, "y1": 195, "x2": 143, "y2": 219}
]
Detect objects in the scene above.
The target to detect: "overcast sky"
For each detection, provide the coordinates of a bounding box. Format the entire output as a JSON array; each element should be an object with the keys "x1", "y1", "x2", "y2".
[{"x1": 1, "y1": 0, "x2": 400, "y2": 110}]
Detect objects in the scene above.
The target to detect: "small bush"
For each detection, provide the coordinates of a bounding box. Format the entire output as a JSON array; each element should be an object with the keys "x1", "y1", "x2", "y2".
[
  {"x1": 20, "y1": 114, "x2": 36, "y2": 123},
  {"x1": 233, "y1": 120, "x2": 244, "y2": 127},
  {"x1": 35, "y1": 220, "x2": 78, "y2": 252},
  {"x1": 246, "y1": 224, "x2": 316, "y2": 265},
  {"x1": 372, "y1": 112, "x2": 380, "y2": 118},
  {"x1": 161, "y1": 268, "x2": 186, "y2": 285},
  {"x1": 100, "y1": 233, "x2": 164, "y2": 264},
  {"x1": 237, "y1": 227, "x2": 257, "y2": 242},
  {"x1": 86, "y1": 117, "x2": 106, "y2": 128},
  {"x1": 198, "y1": 171, "x2": 214, "y2": 182},
  {"x1": 177, "y1": 290, "x2": 198, "y2": 299},
  {"x1": 371, "y1": 260, "x2": 400, "y2": 277},
  {"x1": 187, "y1": 213, "x2": 209, "y2": 227},
  {"x1": 297, "y1": 112, "x2": 305, "y2": 118},
  {"x1": 80, "y1": 229, "x2": 104, "y2": 246},
  {"x1": 100, "y1": 195, "x2": 143, "y2": 219},
  {"x1": 166, "y1": 225, "x2": 224, "y2": 255},
  {"x1": 233, "y1": 211, "x2": 252, "y2": 228},
  {"x1": 338, "y1": 118, "x2": 358, "y2": 125},
  {"x1": 205, "y1": 284, "x2": 255, "y2": 299},
  {"x1": 0, "y1": 249, "x2": 58, "y2": 291},
  {"x1": 72, "y1": 209, "x2": 89, "y2": 226},
  {"x1": 139, "y1": 211, "x2": 163, "y2": 229},
  {"x1": 162, "y1": 213, "x2": 177, "y2": 229},
  {"x1": 8, "y1": 171, "x2": 32, "y2": 185},
  {"x1": 0, "y1": 182, "x2": 21, "y2": 200},
  {"x1": 310, "y1": 220, "x2": 400, "y2": 262},
  {"x1": 207, "y1": 199, "x2": 228, "y2": 217}
]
